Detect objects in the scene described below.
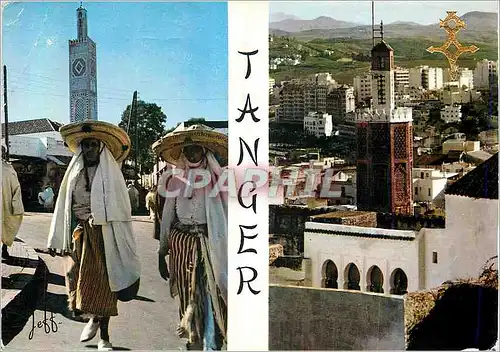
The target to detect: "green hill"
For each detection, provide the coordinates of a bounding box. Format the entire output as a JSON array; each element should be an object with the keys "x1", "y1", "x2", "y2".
[{"x1": 270, "y1": 36, "x2": 498, "y2": 84}]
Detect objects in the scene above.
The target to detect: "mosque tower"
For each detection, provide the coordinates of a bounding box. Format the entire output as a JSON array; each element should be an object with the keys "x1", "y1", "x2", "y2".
[
  {"x1": 69, "y1": 3, "x2": 98, "y2": 122},
  {"x1": 355, "y1": 24, "x2": 414, "y2": 215}
]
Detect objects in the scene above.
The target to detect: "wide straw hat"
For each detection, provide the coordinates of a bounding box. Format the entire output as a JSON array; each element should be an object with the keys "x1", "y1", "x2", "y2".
[
  {"x1": 152, "y1": 124, "x2": 227, "y2": 166},
  {"x1": 60, "y1": 120, "x2": 131, "y2": 163}
]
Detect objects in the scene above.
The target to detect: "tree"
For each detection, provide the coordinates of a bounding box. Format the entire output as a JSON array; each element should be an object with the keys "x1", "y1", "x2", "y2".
[
  {"x1": 187, "y1": 117, "x2": 206, "y2": 124},
  {"x1": 119, "y1": 100, "x2": 167, "y2": 174}
]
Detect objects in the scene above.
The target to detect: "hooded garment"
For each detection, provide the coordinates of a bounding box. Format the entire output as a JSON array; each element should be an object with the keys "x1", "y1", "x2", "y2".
[
  {"x1": 159, "y1": 150, "x2": 228, "y2": 305},
  {"x1": 2, "y1": 160, "x2": 24, "y2": 246},
  {"x1": 47, "y1": 145, "x2": 141, "y2": 292}
]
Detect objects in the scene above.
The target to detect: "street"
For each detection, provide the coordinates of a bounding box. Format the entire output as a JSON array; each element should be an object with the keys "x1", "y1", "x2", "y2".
[{"x1": 3, "y1": 212, "x2": 185, "y2": 351}]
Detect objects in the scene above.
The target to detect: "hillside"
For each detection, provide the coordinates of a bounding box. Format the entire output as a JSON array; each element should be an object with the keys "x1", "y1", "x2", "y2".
[
  {"x1": 269, "y1": 11, "x2": 498, "y2": 43},
  {"x1": 270, "y1": 34, "x2": 498, "y2": 85}
]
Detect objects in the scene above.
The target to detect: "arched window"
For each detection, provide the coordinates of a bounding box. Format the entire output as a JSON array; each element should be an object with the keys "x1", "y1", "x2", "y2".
[
  {"x1": 390, "y1": 268, "x2": 408, "y2": 295},
  {"x1": 321, "y1": 260, "x2": 338, "y2": 289},
  {"x1": 344, "y1": 263, "x2": 360, "y2": 291},
  {"x1": 367, "y1": 266, "x2": 384, "y2": 293}
]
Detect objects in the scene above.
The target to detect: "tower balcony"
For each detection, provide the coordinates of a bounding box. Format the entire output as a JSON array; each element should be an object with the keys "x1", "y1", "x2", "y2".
[{"x1": 355, "y1": 107, "x2": 413, "y2": 123}]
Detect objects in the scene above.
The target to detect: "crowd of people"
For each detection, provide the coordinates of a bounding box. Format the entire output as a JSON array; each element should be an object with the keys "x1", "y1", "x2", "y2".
[{"x1": 2, "y1": 120, "x2": 228, "y2": 351}]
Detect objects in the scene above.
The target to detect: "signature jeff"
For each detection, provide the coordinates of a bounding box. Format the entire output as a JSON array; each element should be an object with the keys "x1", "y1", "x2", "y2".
[{"x1": 28, "y1": 310, "x2": 60, "y2": 340}]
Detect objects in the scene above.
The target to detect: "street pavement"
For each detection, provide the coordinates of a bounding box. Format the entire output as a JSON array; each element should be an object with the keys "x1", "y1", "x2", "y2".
[{"x1": 3, "y1": 212, "x2": 185, "y2": 351}]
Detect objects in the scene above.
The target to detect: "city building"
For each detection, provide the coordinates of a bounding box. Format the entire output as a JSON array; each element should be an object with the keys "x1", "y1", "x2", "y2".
[
  {"x1": 277, "y1": 80, "x2": 335, "y2": 124},
  {"x1": 412, "y1": 167, "x2": 456, "y2": 208},
  {"x1": 1, "y1": 118, "x2": 73, "y2": 208},
  {"x1": 304, "y1": 112, "x2": 333, "y2": 138},
  {"x1": 440, "y1": 105, "x2": 462, "y2": 124},
  {"x1": 69, "y1": 4, "x2": 98, "y2": 122},
  {"x1": 326, "y1": 85, "x2": 355, "y2": 122},
  {"x1": 316, "y1": 169, "x2": 356, "y2": 205},
  {"x1": 269, "y1": 78, "x2": 276, "y2": 96},
  {"x1": 439, "y1": 85, "x2": 481, "y2": 105},
  {"x1": 478, "y1": 130, "x2": 499, "y2": 146},
  {"x1": 473, "y1": 59, "x2": 498, "y2": 90},
  {"x1": 409, "y1": 66, "x2": 443, "y2": 90},
  {"x1": 353, "y1": 73, "x2": 372, "y2": 105},
  {"x1": 444, "y1": 68, "x2": 474, "y2": 89},
  {"x1": 394, "y1": 66, "x2": 410, "y2": 90},
  {"x1": 442, "y1": 139, "x2": 480, "y2": 154},
  {"x1": 355, "y1": 39, "x2": 414, "y2": 215}
]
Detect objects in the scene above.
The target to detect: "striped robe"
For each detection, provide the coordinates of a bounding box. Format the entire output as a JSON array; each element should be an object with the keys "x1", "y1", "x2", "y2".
[
  {"x1": 65, "y1": 221, "x2": 118, "y2": 317},
  {"x1": 168, "y1": 223, "x2": 226, "y2": 350}
]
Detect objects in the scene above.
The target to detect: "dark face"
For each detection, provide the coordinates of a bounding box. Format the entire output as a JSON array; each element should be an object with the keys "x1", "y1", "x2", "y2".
[
  {"x1": 81, "y1": 138, "x2": 101, "y2": 165},
  {"x1": 183, "y1": 144, "x2": 204, "y2": 163}
]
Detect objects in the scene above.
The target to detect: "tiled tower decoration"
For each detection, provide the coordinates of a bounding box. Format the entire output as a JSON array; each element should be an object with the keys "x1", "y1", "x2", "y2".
[
  {"x1": 356, "y1": 37, "x2": 414, "y2": 215},
  {"x1": 69, "y1": 4, "x2": 98, "y2": 122}
]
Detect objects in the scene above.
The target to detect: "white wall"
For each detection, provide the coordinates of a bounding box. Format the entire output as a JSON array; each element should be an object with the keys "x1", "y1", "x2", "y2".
[
  {"x1": 421, "y1": 227, "x2": 450, "y2": 288},
  {"x1": 305, "y1": 222, "x2": 420, "y2": 294},
  {"x1": 7, "y1": 135, "x2": 47, "y2": 159},
  {"x1": 445, "y1": 195, "x2": 498, "y2": 281}
]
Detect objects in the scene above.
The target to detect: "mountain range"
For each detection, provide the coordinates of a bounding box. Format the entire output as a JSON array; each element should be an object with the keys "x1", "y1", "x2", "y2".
[{"x1": 270, "y1": 11, "x2": 498, "y2": 41}]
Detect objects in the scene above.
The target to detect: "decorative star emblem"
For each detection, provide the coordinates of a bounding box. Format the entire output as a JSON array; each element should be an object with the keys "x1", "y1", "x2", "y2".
[{"x1": 72, "y1": 58, "x2": 87, "y2": 77}]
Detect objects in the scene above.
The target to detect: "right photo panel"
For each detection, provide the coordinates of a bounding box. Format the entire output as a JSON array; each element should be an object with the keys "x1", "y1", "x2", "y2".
[{"x1": 268, "y1": 1, "x2": 499, "y2": 350}]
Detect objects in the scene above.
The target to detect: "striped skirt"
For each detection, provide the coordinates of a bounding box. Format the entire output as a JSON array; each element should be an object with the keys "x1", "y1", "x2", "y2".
[
  {"x1": 64, "y1": 221, "x2": 118, "y2": 317},
  {"x1": 168, "y1": 223, "x2": 227, "y2": 350}
]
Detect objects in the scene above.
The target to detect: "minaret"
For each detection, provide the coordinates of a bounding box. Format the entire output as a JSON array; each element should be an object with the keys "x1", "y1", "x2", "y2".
[
  {"x1": 77, "y1": 4, "x2": 88, "y2": 41},
  {"x1": 370, "y1": 22, "x2": 395, "y2": 114},
  {"x1": 69, "y1": 3, "x2": 98, "y2": 122},
  {"x1": 355, "y1": 30, "x2": 413, "y2": 216}
]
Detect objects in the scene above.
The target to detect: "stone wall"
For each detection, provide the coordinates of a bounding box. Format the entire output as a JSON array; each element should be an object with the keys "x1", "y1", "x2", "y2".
[
  {"x1": 311, "y1": 211, "x2": 377, "y2": 227},
  {"x1": 269, "y1": 285, "x2": 405, "y2": 350},
  {"x1": 269, "y1": 205, "x2": 334, "y2": 254},
  {"x1": 376, "y1": 212, "x2": 445, "y2": 230}
]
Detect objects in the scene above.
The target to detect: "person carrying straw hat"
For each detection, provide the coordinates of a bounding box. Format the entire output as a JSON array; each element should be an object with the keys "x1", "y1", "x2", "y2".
[
  {"x1": 47, "y1": 121, "x2": 141, "y2": 351},
  {"x1": 153, "y1": 124, "x2": 227, "y2": 350}
]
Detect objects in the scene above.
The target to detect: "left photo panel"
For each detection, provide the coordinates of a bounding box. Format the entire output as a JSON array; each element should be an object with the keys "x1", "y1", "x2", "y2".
[{"x1": 1, "y1": 2, "x2": 228, "y2": 351}]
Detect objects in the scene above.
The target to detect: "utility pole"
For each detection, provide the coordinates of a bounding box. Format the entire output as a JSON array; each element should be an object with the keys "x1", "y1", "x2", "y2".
[
  {"x1": 3, "y1": 65, "x2": 9, "y2": 161},
  {"x1": 133, "y1": 91, "x2": 139, "y2": 183}
]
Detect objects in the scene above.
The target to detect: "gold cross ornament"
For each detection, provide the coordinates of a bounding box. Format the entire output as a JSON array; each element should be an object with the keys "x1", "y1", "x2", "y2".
[{"x1": 426, "y1": 11, "x2": 479, "y2": 81}]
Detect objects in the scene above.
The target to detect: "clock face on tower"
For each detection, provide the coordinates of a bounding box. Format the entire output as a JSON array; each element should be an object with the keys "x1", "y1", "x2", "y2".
[{"x1": 72, "y1": 58, "x2": 87, "y2": 77}]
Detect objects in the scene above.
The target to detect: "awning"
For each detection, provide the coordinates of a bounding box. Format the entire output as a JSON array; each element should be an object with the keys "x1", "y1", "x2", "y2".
[{"x1": 47, "y1": 155, "x2": 66, "y2": 166}]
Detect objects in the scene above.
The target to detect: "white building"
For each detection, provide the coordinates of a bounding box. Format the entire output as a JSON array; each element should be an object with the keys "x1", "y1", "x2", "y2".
[
  {"x1": 474, "y1": 59, "x2": 498, "y2": 89},
  {"x1": 304, "y1": 112, "x2": 333, "y2": 138},
  {"x1": 428, "y1": 67, "x2": 444, "y2": 90},
  {"x1": 442, "y1": 139, "x2": 480, "y2": 154},
  {"x1": 444, "y1": 68, "x2": 474, "y2": 89},
  {"x1": 394, "y1": 67, "x2": 410, "y2": 89},
  {"x1": 412, "y1": 168, "x2": 456, "y2": 207},
  {"x1": 1, "y1": 118, "x2": 71, "y2": 162},
  {"x1": 353, "y1": 74, "x2": 372, "y2": 104},
  {"x1": 440, "y1": 105, "x2": 462, "y2": 123},
  {"x1": 269, "y1": 78, "x2": 276, "y2": 96},
  {"x1": 304, "y1": 154, "x2": 498, "y2": 294},
  {"x1": 409, "y1": 66, "x2": 443, "y2": 90}
]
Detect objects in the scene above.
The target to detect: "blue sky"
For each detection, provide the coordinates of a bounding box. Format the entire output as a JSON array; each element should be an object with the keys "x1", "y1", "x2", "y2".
[
  {"x1": 270, "y1": 1, "x2": 498, "y2": 25},
  {"x1": 2, "y1": 1, "x2": 228, "y2": 129}
]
